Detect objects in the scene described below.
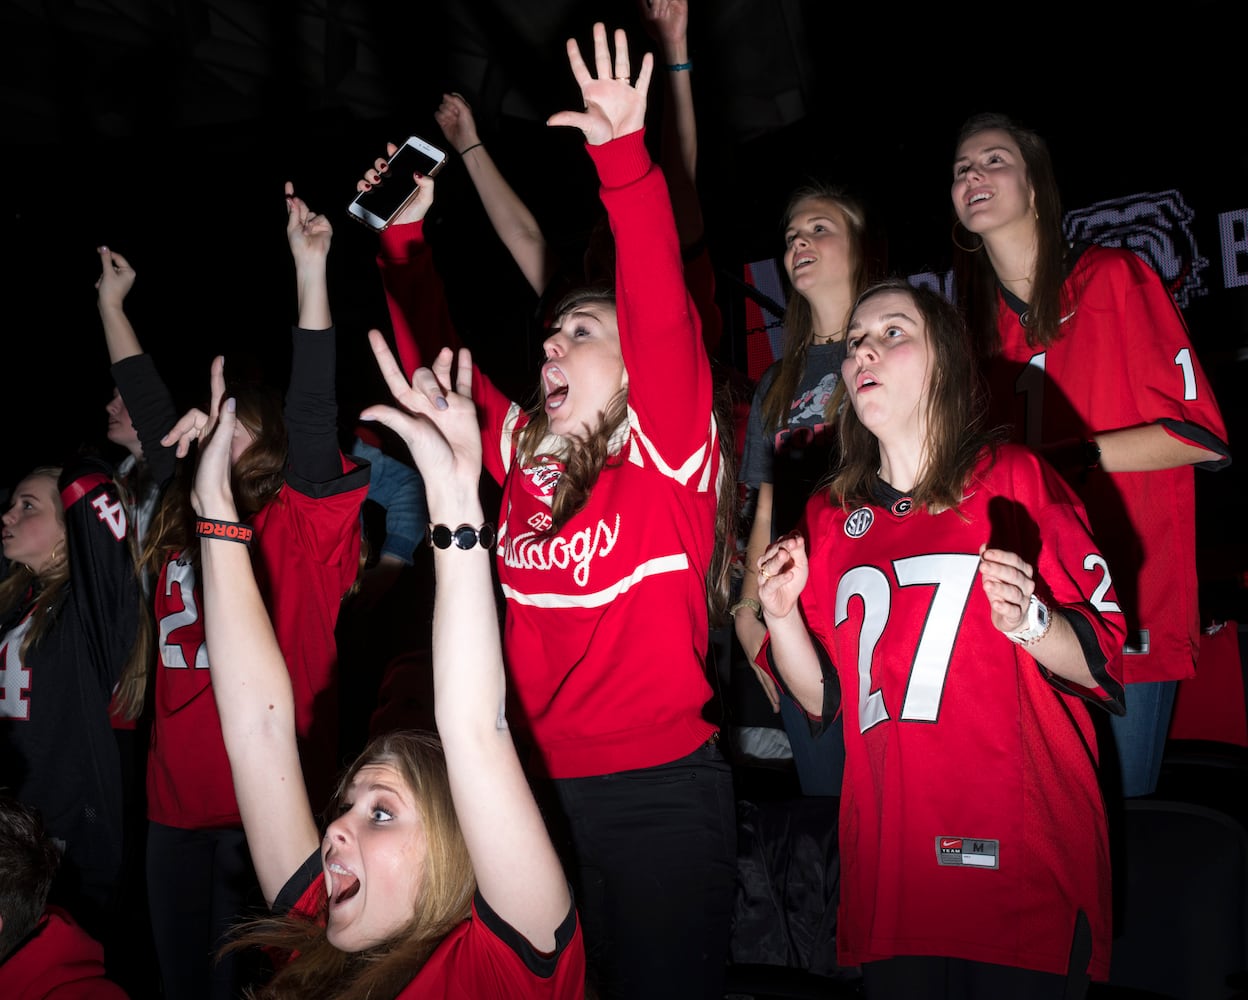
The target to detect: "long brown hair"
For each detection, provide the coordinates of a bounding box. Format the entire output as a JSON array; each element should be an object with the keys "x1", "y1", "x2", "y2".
[
  {"x1": 515, "y1": 287, "x2": 737, "y2": 622},
  {"x1": 233, "y1": 732, "x2": 474, "y2": 1000},
  {"x1": 952, "y1": 113, "x2": 1069, "y2": 355},
  {"x1": 0, "y1": 469, "x2": 68, "y2": 660},
  {"x1": 761, "y1": 186, "x2": 869, "y2": 434},
  {"x1": 515, "y1": 286, "x2": 622, "y2": 534},
  {"x1": 831, "y1": 281, "x2": 995, "y2": 514},
  {"x1": 142, "y1": 382, "x2": 287, "y2": 579}
]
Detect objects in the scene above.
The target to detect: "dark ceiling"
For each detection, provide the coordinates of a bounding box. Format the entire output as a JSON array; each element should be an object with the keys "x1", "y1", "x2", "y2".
[{"x1": 1, "y1": 0, "x2": 1243, "y2": 488}]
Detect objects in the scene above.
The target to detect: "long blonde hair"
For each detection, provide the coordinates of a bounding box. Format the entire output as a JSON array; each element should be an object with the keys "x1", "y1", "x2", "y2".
[
  {"x1": 233, "y1": 732, "x2": 475, "y2": 1000},
  {"x1": 761, "y1": 186, "x2": 869, "y2": 434}
]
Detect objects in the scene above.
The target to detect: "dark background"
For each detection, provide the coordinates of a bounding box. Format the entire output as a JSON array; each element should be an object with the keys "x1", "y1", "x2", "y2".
[{"x1": 2, "y1": 0, "x2": 1243, "y2": 613}]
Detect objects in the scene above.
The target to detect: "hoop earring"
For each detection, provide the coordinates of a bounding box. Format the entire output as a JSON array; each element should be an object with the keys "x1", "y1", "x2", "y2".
[{"x1": 951, "y1": 219, "x2": 984, "y2": 254}]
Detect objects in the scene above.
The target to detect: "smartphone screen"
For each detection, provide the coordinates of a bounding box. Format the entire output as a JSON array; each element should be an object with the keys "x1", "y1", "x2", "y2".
[{"x1": 348, "y1": 137, "x2": 446, "y2": 230}]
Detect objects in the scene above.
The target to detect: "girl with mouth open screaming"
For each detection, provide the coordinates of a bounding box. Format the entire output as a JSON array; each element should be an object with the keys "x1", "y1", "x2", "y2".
[{"x1": 188, "y1": 328, "x2": 585, "y2": 994}]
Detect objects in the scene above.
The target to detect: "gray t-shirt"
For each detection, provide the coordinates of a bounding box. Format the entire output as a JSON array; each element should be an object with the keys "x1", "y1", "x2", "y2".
[{"x1": 739, "y1": 340, "x2": 846, "y2": 536}]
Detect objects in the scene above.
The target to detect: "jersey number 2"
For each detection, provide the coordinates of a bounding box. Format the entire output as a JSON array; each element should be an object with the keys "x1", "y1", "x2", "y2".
[{"x1": 836, "y1": 554, "x2": 980, "y2": 734}]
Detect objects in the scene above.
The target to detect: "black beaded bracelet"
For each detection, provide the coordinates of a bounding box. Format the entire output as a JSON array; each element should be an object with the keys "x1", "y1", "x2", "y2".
[
  {"x1": 429, "y1": 522, "x2": 497, "y2": 551},
  {"x1": 195, "y1": 518, "x2": 253, "y2": 546}
]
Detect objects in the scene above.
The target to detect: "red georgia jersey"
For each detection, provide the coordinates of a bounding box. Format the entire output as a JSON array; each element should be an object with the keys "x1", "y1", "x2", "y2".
[
  {"x1": 984, "y1": 245, "x2": 1229, "y2": 682},
  {"x1": 147, "y1": 460, "x2": 367, "y2": 828},
  {"x1": 798, "y1": 446, "x2": 1124, "y2": 978},
  {"x1": 284, "y1": 864, "x2": 585, "y2": 999}
]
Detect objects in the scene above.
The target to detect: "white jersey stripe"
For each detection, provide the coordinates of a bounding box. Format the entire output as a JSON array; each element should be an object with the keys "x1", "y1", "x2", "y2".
[
  {"x1": 627, "y1": 407, "x2": 718, "y2": 490},
  {"x1": 501, "y1": 553, "x2": 690, "y2": 609}
]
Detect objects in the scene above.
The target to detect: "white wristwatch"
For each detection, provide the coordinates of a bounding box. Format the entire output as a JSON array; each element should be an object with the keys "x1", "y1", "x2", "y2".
[{"x1": 1006, "y1": 594, "x2": 1051, "y2": 646}]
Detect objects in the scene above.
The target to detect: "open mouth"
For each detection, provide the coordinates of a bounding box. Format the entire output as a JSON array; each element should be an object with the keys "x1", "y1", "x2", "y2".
[
  {"x1": 328, "y1": 863, "x2": 361, "y2": 906},
  {"x1": 543, "y1": 365, "x2": 569, "y2": 411},
  {"x1": 856, "y1": 372, "x2": 879, "y2": 390},
  {"x1": 967, "y1": 190, "x2": 992, "y2": 206}
]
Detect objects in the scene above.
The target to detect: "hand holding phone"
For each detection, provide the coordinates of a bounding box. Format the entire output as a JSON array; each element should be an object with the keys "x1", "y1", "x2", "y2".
[{"x1": 348, "y1": 135, "x2": 447, "y2": 232}]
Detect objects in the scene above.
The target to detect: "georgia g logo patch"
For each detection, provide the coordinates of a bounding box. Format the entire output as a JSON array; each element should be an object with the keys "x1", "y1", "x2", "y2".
[{"x1": 844, "y1": 507, "x2": 874, "y2": 538}]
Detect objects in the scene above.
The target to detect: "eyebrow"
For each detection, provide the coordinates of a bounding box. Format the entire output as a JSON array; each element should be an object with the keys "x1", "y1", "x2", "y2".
[
  {"x1": 955, "y1": 145, "x2": 1012, "y2": 163},
  {"x1": 847, "y1": 310, "x2": 918, "y2": 332},
  {"x1": 348, "y1": 779, "x2": 406, "y2": 800},
  {"x1": 787, "y1": 215, "x2": 839, "y2": 231}
]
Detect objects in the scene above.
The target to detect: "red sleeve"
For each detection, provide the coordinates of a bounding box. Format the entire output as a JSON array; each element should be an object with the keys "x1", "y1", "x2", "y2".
[
  {"x1": 1094, "y1": 250, "x2": 1230, "y2": 466},
  {"x1": 377, "y1": 220, "x2": 464, "y2": 379},
  {"x1": 587, "y1": 131, "x2": 713, "y2": 471}
]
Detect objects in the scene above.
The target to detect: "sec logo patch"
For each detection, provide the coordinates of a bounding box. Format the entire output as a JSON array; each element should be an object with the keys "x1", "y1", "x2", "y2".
[{"x1": 844, "y1": 507, "x2": 874, "y2": 538}]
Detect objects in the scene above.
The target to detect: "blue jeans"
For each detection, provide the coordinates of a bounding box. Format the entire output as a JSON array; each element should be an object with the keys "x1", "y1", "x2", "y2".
[
  {"x1": 1108, "y1": 680, "x2": 1177, "y2": 798},
  {"x1": 554, "y1": 740, "x2": 737, "y2": 1000}
]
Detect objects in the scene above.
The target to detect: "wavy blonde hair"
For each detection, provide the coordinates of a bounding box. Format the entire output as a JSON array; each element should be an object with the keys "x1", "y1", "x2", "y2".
[{"x1": 232, "y1": 731, "x2": 475, "y2": 1000}]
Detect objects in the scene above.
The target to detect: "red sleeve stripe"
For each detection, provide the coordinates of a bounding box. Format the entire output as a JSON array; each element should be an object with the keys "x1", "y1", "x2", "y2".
[{"x1": 60, "y1": 472, "x2": 110, "y2": 510}]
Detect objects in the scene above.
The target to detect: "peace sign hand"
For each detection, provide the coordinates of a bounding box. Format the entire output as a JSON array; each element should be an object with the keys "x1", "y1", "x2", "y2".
[
  {"x1": 360, "y1": 332, "x2": 482, "y2": 517},
  {"x1": 547, "y1": 23, "x2": 653, "y2": 146}
]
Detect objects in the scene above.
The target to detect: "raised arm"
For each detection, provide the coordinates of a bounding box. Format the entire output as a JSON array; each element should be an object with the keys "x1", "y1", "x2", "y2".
[
  {"x1": 361, "y1": 334, "x2": 571, "y2": 950},
  {"x1": 639, "y1": 0, "x2": 702, "y2": 246},
  {"x1": 283, "y1": 182, "x2": 342, "y2": 484},
  {"x1": 189, "y1": 373, "x2": 319, "y2": 908},
  {"x1": 358, "y1": 160, "x2": 463, "y2": 378},
  {"x1": 97, "y1": 248, "x2": 179, "y2": 486},
  {"x1": 435, "y1": 93, "x2": 555, "y2": 295},
  {"x1": 550, "y1": 25, "x2": 711, "y2": 465},
  {"x1": 95, "y1": 247, "x2": 143, "y2": 362}
]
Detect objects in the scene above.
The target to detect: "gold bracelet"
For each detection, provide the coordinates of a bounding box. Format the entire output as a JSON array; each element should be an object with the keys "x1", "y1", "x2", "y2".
[{"x1": 729, "y1": 597, "x2": 763, "y2": 620}]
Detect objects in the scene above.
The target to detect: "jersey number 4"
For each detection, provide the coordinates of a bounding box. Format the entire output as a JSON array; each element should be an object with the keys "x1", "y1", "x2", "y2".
[
  {"x1": 836, "y1": 554, "x2": 980, "y2": 734},
  {"x1": 0, "y1": 617, "x2": 35, "y2": 719},
  {"x1": 91, "y1": 494, "x2": 128, "y2": 541}
]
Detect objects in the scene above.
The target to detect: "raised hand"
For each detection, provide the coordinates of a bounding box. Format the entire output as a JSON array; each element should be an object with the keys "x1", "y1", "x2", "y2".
[
  {"x1": 435, "y1": 93, "x2": 480, "y2": 154},
  {"x1": 360, "y1": 332, "x2": 481, "y2": 514},
  {"x1": 95, "y1": 247, "x2": 137, "y2": 310},
  {"x1": 161, "y1": 355, "x2": 226, "y2": 460},
  {"x1": 357, "y1": 145, "x2": 435, "y2": 227},
  {"x1": 284, "y1": 181, "x2": 332, "y2": 264},
  {"x1": 547, "y1": 22, "x2": 653, "y2": 146},
  {"x1": 639, "y1": 0, "x2": 689, "y2": 51},
  {"x1": 757, "y1": 532, "x2": 809, "y2": 621},
  {"x1": 190, "y1": 394, "x2": 240, "y2": 522}
]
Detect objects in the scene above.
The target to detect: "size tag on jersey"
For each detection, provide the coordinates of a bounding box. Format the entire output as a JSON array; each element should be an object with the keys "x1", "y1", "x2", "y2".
[
  {"x1": 1123, "y1": 629, "x2": 1151, "y2": 655},
  {"x1": 935, "y1": 836, "x2": 999, "y2": 869}
]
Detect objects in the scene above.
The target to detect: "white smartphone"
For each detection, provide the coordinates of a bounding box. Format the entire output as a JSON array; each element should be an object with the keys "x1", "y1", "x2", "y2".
[{"x1": 347, "y1": 135, "x2": 447, "y2": 231}]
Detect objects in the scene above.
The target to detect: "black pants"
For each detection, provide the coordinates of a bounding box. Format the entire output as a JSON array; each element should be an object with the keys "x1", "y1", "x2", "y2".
[
  {"x1": 146, "y1": 823, "x2": 264, "y2": 1000},
  {"x1": 861, "y1": 911, "x2": 1093, "y2": 1000},
  {"x1": 554, "y1": 739, "x2": 737, "y2": 1000}
]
